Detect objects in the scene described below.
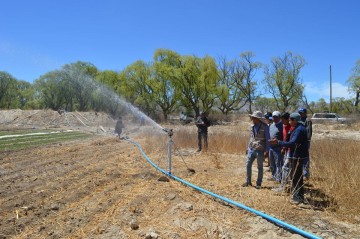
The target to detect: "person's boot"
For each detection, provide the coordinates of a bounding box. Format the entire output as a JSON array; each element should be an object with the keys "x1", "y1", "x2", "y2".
[{"x1": 242, "y1": 182, "x2": 252, "y2": 187}]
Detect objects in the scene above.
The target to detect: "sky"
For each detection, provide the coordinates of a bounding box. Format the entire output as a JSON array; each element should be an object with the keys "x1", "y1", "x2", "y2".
[{"x1": 1, "y1": 0, "x2": 359, "y2": 102}]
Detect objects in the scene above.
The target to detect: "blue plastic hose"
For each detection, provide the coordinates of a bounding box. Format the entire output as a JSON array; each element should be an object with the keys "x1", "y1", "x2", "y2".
[{"x1": 126, "y1": 138, "x2": 322, "y2": 239}]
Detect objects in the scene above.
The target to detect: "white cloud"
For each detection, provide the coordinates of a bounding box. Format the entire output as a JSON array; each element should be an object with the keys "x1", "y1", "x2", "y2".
[{"x1": 303, "y1": 81, "x2": 354, "y2": 102}]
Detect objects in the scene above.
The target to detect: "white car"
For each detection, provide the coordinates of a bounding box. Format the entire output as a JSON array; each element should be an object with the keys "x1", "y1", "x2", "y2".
[{"x1": 311, "y1": 113, "x2": 347, "y2": 123}]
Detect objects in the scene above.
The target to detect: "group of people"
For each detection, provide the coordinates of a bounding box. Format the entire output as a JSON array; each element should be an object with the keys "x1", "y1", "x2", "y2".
[
  {"x1": 243, "y1": 108, "x2": 312, "y2": 204},
  {"x1": 194, "y1": 109, "x2": 312, "y2": 204}
]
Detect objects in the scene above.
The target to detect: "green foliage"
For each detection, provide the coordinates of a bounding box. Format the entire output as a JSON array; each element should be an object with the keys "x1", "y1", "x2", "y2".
[
  {"x1": 0, "y1": 130, "x2": 91, "y2": 151},
  {"x1": 1, "y1": 49, "x2": 329, "y2": 119},
  {"x1": 263, "y1": 52, "x2": 306, "y2": 112},
  {"x1": 254, "y1": 97, "x2": 277, "y2": 113},
  {"x1": 0, "y1": 71, "x2": 18, "y2": 109},
  {"x1": 153, "y1": 49, "x2": 181, "y2": 119},
  {"x1": 119, "y1": 60, "x2": 157, "y2": 117},
  {"x1": 347, "y1": 59, "x2": 360, "y2": 109},
  {"x1": 34, "y1": 61, "x2": 98, "y2": 111}
]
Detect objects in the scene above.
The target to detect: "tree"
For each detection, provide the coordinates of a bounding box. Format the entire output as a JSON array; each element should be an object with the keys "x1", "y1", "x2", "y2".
[
  {"x1": 263, "y1": 52, "x2": 306, "y2": 112},
  {"x1": 234, "y1": 52, "x2": 262, "y2": 113},
  {"x1": 216, "y1": 56, "x2": 244, "y2": 114},
  {"x1": 332, "y1": 97, "x2": 354, "y2": 114},
  {"x1": 16, "y1": 80, "x2": 37, "y2": 109},
  {"x1": 35, "y1": 61, "x2": 98, "y2": 111},
  {"x1": 153, "y1": 49, "x2": 181, "y2": 120},
  {"x1": 93, "y1": 70, "x2": 122, "y2": 115},
  {"x1": 254, "y1": 96, "x2": 277, "y2": 114},
  {"x1": 314, "y1": 98, "x2": 328, "y2": 113},
  {"x1": 62, "y1": 62, "x2": 98, "y2": 111},
  {"x1": 0, "y1": 72, "x2": 18, "y2": 109},
  {"x1": 35, "y1": 70, "x2": 65, "y2": 110},
  {"x1": 347, "y1": 59, "x2": 360, "y2": 109},
  {"x1": 172, "y1": 55, "x2": 220, "y2": 117},
  {"x1": 198, "y1": 55, "x2": 220, "y2": 113},
  {"x1": 119, "y1": 60, "x2": 157, "y2": 117}
]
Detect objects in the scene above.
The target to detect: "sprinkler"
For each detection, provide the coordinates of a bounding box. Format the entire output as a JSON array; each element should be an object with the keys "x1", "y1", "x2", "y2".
[
  {"x1": 162, "y1": 128, "x2": 173, "y2": 174},
  {"x1": 162, "y1": 128, "x2": 195, "y2": 175}
]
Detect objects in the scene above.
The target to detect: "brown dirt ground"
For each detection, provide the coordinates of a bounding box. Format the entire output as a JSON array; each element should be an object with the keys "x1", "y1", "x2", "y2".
[{"x1": 0, "y1": 110, "x2": 359, "y2": 239}]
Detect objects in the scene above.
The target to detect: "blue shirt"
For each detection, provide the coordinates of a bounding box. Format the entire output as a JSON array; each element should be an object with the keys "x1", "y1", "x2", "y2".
[{"x1": 278, "y1": 123, "x2": 308, "y2": 159}]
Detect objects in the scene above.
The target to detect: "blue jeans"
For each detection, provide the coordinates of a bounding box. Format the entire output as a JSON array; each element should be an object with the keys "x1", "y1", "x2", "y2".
[
  {"x1": 246, "y1": 149, "x2": 264, "y2": 186},
  {"x1": 269, "y1": 147, "x2": 284, "y2": 182}
]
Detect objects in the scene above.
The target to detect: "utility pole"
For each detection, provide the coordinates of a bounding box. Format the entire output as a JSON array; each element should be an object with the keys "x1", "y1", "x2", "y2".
[{"x1": 330, "y1": 65, "x2": 332, "y2": 112}]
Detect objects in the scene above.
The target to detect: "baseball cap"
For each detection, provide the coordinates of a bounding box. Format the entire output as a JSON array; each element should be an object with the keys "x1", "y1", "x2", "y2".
[
  {"x1": 280, "y1": 112, "x2": 290, "y2": 119},
  {"x1": 290, "y1": 112, "x2": 302, "y2": 122},
  {"x1": 298, "y1": 108, "x2": 307, "y2": 114},
  {"x1": 272, "y1": 111, "x2": 281, "y2": 117}
]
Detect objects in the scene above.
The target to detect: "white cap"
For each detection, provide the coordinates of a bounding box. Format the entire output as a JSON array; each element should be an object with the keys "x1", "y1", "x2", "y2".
[{"x1": 272, "y1": 111, "x2": 281, "y2": 117}]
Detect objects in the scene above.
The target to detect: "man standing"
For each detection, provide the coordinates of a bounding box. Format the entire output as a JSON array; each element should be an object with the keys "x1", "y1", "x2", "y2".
[
  {"x1": 115, "y1": 116, "x2": 124, "y2": 139},
  {"x1": 243, "y1": 111, "x2": 270, "y2": 189},
  {"x1": 298, "y1": 108, "x2": 312, "y2": 180},
  {"x1": 269, "y1": 111, "x2": 283, "y2": 182},
  {"x1": 273, "y1": 112, "x2": 292, "y2": 192},
  {"x1": 270, "y1": 112, "x2": 308, "y2": 204},
  {"x1": 195, "y1": 111, "x2": 211, "y2": 152}
]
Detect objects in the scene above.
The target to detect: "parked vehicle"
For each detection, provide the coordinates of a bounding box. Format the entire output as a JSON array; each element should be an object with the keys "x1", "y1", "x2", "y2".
[{"x1": 311, "y1": 113, "x2": 347, "y2": 123}]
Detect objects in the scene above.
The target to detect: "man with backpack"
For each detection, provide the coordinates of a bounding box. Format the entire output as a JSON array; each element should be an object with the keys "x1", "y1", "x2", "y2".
[{"x1": 195, "y1": 111, "x2": 211, "y2": 152}]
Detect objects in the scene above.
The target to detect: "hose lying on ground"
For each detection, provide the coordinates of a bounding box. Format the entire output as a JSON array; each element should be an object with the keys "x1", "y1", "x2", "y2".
[{"x1": 125, "y1": 137, "x2": 322, "y2": 239}]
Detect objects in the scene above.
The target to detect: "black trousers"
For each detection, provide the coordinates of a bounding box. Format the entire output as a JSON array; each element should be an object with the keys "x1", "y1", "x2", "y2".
[
  {"x1": 198, "y1": 131, "x2": 208, "y2": 151},
  {"x1": 291, "y1": 158, "x2": 304, "y2": 201}
]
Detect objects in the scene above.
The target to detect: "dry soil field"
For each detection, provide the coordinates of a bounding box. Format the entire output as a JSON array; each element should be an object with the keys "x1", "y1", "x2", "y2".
[{"x1": 1, "y1": 110, "x2": 359, "y2": 239}]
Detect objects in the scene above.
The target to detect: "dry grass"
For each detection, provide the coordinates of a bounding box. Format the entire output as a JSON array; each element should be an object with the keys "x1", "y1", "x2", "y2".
[
  {"x1": 141, "y1": 123, "x2": 360, "y2": 223},
  {"x1": 311, "y1": 138, "x2": 360, "y2": 221}
]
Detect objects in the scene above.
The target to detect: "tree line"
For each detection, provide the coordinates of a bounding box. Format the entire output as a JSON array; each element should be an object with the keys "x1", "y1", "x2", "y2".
[{"x1": 1, "y1": 49, "x2": 359, "y2": 119}]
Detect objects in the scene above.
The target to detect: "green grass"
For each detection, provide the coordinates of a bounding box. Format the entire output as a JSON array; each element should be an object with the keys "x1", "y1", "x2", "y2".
[
  {"x1": 0, "y1": 130, "x2": 93, "y2": 151},
  {"x1": 0, "y1": 129, "x2": 54, "y2": 136}
]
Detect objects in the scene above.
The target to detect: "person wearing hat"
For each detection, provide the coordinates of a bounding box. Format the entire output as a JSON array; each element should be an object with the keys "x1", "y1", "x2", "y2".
[
  {"x1": 298, "y1": 108, "x2": 312, "y2": 180},
  {"x1": 242, "y1": 111, "x2": 270, "y2": 189},
  {"x1": 263, "y1": 112, "x2": 273, "y2": 168},
  {"x1": 264, "y1": 112, "x2": 273, "y2": 126},
  {"x1": 268, "y1": 111, "x2": 283, "y2": 182},
  {"x1": 269, "y1": 112, "x2": 308, "y2": 204},
  {"x1": 195, "y1": 111, "x2": 211, "y2": 152}
]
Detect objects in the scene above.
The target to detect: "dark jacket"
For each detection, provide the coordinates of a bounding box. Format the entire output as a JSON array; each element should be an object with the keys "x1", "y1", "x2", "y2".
[
  {"x1": 115, "y1": 119, "x2": 124, "y2": 134},
  {"x1": 196, "y1": 116, "x2": 211, "y2": 133},
  {"x1": 303, "y1": 118, "x2": 312, "y2": 141},
  {"x1": 278, "y1": 123, "x2": 308, "y2": 159}
]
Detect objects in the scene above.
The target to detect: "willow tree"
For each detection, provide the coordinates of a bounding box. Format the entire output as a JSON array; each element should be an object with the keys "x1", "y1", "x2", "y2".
[
  {"x1": 263, "y1": 52, "x2": 306, "y2": 112},
  {"x1": 119, "y1": 60, "x2": 156, "y2": 117},
  {"x1": 153, "y1": 49, "x2": 181, "y2": 120},
  {"x1": 0, "y1": 71, "x2": 18, "y2": 109},
  {"x1": 175, "y1": 55, "x2": 220, "y2": 117}
]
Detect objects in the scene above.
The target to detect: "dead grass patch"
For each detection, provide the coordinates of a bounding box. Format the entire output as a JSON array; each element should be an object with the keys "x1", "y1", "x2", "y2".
[{"x1": 141, "y1": 124, "x2": 360, "y2": 223}]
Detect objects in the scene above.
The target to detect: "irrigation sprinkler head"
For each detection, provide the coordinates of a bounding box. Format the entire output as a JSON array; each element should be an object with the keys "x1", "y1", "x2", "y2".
[{"x1": 162, "y1": 128, "x2": 173, "y2": 137}]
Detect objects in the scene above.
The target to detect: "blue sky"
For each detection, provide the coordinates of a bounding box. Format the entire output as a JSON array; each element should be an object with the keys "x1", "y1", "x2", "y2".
[{"x1": 1, "y1": 0, "x2": 359, "y2": 102}]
